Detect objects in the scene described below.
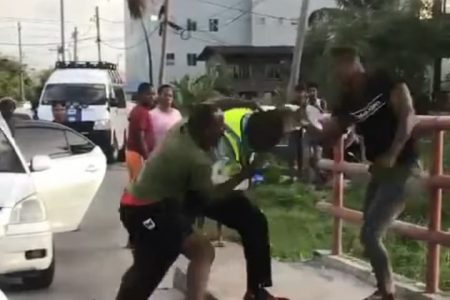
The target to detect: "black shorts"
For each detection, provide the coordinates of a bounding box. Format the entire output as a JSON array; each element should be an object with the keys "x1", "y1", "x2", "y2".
[{"x1": 119, "y1": 202, "x2": 194, "y2": 256}]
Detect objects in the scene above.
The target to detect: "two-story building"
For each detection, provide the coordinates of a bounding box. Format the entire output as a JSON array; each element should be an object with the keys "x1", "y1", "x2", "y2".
[
  {"x1": 124, "y1": 0, "x2": 336, "y2": 93},
  {"x1": 197, "y1": 45, "x2": 293, "y2": 99}
]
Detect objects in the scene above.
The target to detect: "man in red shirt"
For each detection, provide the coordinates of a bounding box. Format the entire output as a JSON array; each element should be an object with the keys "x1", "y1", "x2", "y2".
[
  {"x1": 123, "y1": 83, "x2": 156, "y2": 249},
  {"x1": 125, "y1": 83, "x2": 156, "y2": 182}
]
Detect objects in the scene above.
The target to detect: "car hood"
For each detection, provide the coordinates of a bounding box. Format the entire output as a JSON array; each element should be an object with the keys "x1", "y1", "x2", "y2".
[{"x1": 0, "y1": 173, "x2": 35, "y2": 208}]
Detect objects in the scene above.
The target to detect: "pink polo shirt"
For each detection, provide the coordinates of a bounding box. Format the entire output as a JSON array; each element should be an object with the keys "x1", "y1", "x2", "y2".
[{"x1": 150, "y1": 107, "x2": 182, "y2": 147}]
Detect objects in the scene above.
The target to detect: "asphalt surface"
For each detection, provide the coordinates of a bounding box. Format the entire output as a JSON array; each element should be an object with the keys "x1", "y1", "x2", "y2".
[{"x1": 2, "y1": 164, "x2": 183, "y2": 300}]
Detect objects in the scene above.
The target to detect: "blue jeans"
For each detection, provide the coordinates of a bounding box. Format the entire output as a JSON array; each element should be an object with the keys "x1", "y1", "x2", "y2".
[{"x1": 361, "y1": 163, "x2": 418, "y2": 295}]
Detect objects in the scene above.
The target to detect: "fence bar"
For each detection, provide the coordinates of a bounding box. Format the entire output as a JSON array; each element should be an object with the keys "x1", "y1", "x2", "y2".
[
  {"x1": 426, "y1": 130, "x2": 444, "y2": 293},
  {"x1": 332, "y1": 136, "x2": 344, "y2": 255},
  {"x1": 316, "y1": 201, "x2": 450, "y2": 246}
]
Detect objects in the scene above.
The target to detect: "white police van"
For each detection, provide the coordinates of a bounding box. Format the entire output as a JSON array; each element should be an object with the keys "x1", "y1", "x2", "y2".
[{"x1": 37, "y1": 61, "x2": 128, "y2": 163}]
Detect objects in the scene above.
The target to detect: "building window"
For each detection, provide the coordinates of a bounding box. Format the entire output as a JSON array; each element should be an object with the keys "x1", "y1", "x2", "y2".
[
  {"x1": 209, "y1": 19, "x2": 219, "y2": 32},
  {"x1": 187, "y1": 18, "x2": 197, "y2": 31},
  {"x1": 166, "y1": 53, "x2": 175, "y2": 66},
  {"x1": 265, "y1": 64, "x2": 281, "y2": 79},
  {"x1": 257, "y1": 17, "x2": 266, "y2": 25},
  {"x1": 187, "y1": 53, "x2": 197, "y2": 66},
  {"x1": 230, "y1": 64, "x2": 251, "y2": 79}
]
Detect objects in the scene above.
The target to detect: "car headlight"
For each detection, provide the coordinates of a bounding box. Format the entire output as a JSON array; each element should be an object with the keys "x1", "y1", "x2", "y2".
[
  {"x1": 9, "y1": 196, "x2": 46, "y2": 225},
  {"x1": 94, "y1": 119, "x2": 111, "y2": 130}
]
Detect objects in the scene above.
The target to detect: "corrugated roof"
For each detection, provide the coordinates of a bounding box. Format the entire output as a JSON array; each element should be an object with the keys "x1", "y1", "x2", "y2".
[{"x1": 197, "y1": 45, "x2": 294, "y2": 61}]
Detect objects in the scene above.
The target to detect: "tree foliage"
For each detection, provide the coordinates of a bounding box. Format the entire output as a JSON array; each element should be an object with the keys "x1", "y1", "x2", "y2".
[
  {"x1": 303, "y1": 0, "x2": 450, "y2": 107},
  {"x1": 0, "y1": 56, "x2": 36, "y2": 101}
]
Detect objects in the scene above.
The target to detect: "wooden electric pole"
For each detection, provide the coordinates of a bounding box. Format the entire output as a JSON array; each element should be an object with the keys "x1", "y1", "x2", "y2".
[
  {"x1": 95, "y1": 6, "x2": 102, "y2": 62},
  {"x1": 286, "y1": 0, "x2": 310, "y2": 103},
  {"x1": 60, "y1": 0, "x2": 66, "y2": 62},
  {"x1": 432, "y1": 0, "x2": 443, "y2": 97},
  {"x1": 72, "y1": 27, "x2": 78, "y2": 62},
  {"x1": 158, "y1": 0, "x2": 170, "y2": 86},
  {"x1": 18, "y1": 22, "x2": 25, "y2": 101}
]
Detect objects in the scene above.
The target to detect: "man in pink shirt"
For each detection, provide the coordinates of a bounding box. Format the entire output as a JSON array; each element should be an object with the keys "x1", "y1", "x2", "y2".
[{"x1": 150, "y1": 84, "x2": 182, "y2": 147}]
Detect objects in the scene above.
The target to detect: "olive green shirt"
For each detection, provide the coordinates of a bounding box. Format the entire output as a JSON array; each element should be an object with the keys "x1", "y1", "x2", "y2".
[{"x1": 128, "y1": 122, "x2": 216, "y2": 205}]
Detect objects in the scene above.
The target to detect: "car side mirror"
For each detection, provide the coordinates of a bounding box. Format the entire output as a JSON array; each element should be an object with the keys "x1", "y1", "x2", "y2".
[{"x1": 31, "y1": 155, "x2": 52, "y2": 172}]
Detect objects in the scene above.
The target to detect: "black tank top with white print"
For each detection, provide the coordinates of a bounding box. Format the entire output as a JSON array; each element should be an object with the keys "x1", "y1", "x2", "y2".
[{"x1": 333, "y1": 71, "x2": 418, "y2": 165}]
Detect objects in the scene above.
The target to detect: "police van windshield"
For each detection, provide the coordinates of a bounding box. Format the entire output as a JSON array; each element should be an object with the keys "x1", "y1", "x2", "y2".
[{"x1": 41, "y1": 84, "x2": 107, "y2": 105}]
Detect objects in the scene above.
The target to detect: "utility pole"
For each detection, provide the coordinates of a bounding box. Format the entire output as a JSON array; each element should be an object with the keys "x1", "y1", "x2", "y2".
[
  {"x1": 141, "y1": 19, "x2": 153, "y2": 86},
  {"x1": 95, "y1": 6, "x2": 102, "y2": 62},
  {"x1": 60, "y1": 0, "x2": 66, "y2": 62},
  {"x1": 159, "y1": 0, "x2": 170, "y2": 86},
  {"x1": 286, "y1": 0, "x2": 309, "y2": 103},
  {"x1": 432, "y1": 0, "x2": 443, "y2": 98},
  {"x1": 17, "y1": 22, "x2": 25, "y2": 101},
  {"x1": 72, "y1": 27, "x2": 78, "y2": 62}
]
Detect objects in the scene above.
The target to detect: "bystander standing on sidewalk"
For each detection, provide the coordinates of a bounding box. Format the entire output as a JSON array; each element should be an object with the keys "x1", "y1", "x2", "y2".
[{"x1": 0, "y1": 97, "x2": 17, "y2": 136}]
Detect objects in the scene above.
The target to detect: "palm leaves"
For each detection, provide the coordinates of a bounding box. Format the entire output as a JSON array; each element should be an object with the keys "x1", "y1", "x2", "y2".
[{"x1": 127, "y1": 0, "x2": 147, "y2": 19}]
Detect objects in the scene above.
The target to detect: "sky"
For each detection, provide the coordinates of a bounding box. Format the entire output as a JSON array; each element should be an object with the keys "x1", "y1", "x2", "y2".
[{"x1": 0, "y1": 0, "x2": 126, "y2": 72}]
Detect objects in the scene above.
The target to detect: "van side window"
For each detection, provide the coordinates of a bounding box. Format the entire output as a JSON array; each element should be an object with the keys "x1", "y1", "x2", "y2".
[{"x1": 113, "y1": 86, "x2": 127, "y2": 108}]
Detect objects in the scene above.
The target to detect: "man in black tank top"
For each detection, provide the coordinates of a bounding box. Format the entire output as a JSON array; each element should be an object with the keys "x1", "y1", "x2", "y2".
[{"x1": 322, "y1": 47, "x2": 420, "y2": 300}]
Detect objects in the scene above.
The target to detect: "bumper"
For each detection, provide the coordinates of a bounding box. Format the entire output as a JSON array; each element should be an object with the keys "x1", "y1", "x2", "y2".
[{"x1": 0, "y1": 225, "x2": 53, "y2": 275}]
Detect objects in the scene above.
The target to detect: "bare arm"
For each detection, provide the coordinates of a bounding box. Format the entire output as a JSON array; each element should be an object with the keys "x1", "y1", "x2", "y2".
[
  {"x1": 386, "y1": 83, "x2": 418, "y2": 160},
  {"x1": 138, "y1": 131, "x2": 150, "y2": 159}
]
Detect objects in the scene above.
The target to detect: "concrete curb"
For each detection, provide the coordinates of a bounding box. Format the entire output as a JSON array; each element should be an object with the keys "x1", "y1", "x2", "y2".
[{"x1": 314, "y1": 250, "x2": 449, "y2": 300}]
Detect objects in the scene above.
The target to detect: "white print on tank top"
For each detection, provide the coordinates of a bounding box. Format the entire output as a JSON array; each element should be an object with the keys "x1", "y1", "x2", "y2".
[{"x1": 349, "y1": 93, "x2": 385, "y2": 123}]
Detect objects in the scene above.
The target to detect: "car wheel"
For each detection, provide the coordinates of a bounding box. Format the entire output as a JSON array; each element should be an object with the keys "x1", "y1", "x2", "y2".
[
  {"x1": 107, "y1": 133, "x2": 119, "y2": 164},
  {"x1": 22, "y1": 257, "x2": 55, "y2": 289}
]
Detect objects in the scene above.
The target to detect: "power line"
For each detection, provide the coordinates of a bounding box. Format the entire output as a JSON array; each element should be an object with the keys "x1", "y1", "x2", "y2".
[
  {"x1": 194, "y1": 0, "x2": 297, "y2": 21},
  {"x1": 102, "y1": 26, "x2": 159, "y2": 50},
  {"x1": 0, "y1": 16, "x2": 90, "y2": 26},
  {"x1": 0, "y1": 36, "x2": 95, "y2": 47}
]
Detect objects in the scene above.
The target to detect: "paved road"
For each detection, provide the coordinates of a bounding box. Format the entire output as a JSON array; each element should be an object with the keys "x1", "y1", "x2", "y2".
[{"x1": 2, "y1": 164, "x2": 183, "y2": 300}]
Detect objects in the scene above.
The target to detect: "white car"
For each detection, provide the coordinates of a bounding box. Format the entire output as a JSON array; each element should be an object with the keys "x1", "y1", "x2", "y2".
[
  {"x1": 0, "y1": 119, "x2": 106, "y2": 289},
  {"x1": 0, "y1": 289, "x2": 7, "y2": 300}
]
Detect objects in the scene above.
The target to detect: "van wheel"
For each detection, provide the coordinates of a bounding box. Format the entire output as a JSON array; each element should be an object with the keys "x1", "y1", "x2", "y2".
[
  {"x1": 117, "y1": 132, "x2": 127, "y2": 163},
  {"x1": 107, "y1": 134, "x2": 119, "y2": 164},
  {"x1": 23, "y1": 258, "x2": 55, "y2": 289}
]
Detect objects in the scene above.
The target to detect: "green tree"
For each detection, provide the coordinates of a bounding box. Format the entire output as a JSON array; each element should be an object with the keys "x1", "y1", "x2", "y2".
[
  {"x1": 304, "y1": 0, "x2": 450, "y2": 109},
  {"x1": 0, "y1": 56, "x2": 35, "y2": 101},
  {"x1": 172, "y1": 70, "x2": 234, "y2": 111}
]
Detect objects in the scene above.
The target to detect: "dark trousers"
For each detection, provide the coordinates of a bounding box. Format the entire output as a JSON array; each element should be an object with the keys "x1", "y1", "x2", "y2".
[
  {"x1": 116, "y1": 192, "x2": 272, "y2": 300},
  {"x1": 360, "y1": 164, "x2": 415, "y2": 295}
]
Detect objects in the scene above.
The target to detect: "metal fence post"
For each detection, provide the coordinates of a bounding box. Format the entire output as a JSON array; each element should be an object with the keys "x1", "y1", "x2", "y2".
[
  {"x1": 426, "y1": 130, "x2": 444, "y2": 293},
  {"x1": 332, "y1": 136, "x2": 345, "y2": 255}
]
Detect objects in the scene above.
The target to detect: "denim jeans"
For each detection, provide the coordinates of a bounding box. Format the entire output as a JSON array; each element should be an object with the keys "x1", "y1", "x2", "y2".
[{"x1": 360, "y1": 163, "x2": 418, "y2": 295}]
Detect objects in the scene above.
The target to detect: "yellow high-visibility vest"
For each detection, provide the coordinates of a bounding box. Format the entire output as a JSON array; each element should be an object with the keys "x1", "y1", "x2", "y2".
[{"x1": 223, "y1": 107, "x2": 253, "y2": 164}]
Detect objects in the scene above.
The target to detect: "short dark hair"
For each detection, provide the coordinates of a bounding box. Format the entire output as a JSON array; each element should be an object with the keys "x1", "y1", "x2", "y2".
[
  {"x1": 245, "y1": 110, "x2": 284, "y2": 152},
  {"x1": 0, "y1": 97, "x2": 16, "y2": 110},
  {"x1": 137, "y1": 82, "x2": 151, "y2": 95},
  {"x1": 294, "y1": 83, "x2": 307, "y2": 92},
  {"x1": 330, "y1": 46, "x2": 359, "y2": 60},
  {"x1": 51, "y1": 101, "x2": 66, "y2": 108},
  {"x1": 188, "y1": 103, "x2": 220, "y2": 134},
  {"x1": 158, "y1": 84, "x2": 173, "y2": 95},
  {"x1": 307, "y1": 82, "x2": 318, "y2": 89}
]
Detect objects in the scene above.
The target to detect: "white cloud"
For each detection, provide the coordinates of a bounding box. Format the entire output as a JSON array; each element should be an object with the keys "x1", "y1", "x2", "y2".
[{"x1": 0, "y1": 0, "x2": 126, "y2": 71}]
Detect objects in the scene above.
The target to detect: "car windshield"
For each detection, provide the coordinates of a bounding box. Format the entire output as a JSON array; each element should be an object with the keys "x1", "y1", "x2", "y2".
[
  {"x1": 41, "y1": 84, "x2": 107, "y2": 105},
  {"x1": 0, "y1": 130, "x2": 24, "y2": 173}
]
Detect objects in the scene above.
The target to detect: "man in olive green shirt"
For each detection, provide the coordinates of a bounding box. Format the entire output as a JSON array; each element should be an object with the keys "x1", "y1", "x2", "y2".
[{"x1": 117, "y1": 104, "x2": 289, "y2": 300}]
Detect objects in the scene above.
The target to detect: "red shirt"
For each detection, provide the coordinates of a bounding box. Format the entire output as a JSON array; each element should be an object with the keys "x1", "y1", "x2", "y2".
[{"x1": 126, "y1": 104, "x2": 155, "y2": 156}]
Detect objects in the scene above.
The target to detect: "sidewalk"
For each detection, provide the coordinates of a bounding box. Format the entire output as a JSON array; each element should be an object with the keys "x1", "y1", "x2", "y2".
[{"x1": 175, "y1": 243, "x2": 373, "y2": 300}]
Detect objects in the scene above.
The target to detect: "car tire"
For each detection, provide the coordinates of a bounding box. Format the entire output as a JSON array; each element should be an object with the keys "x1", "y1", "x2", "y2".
[
  {"x1": 107, "y1": 133, "x2": 119, "y2": 164},
  {"x1": 117, "y1": 132, "x2": 127, "y2": 163},
  {"x1": 22, "y1": 257, "x2": 55, "y2": 289}
]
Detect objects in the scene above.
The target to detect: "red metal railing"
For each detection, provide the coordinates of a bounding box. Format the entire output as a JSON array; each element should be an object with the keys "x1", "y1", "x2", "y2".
[{"x1": 316, "y1": 115, "x2": 450, "y2": 294}]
